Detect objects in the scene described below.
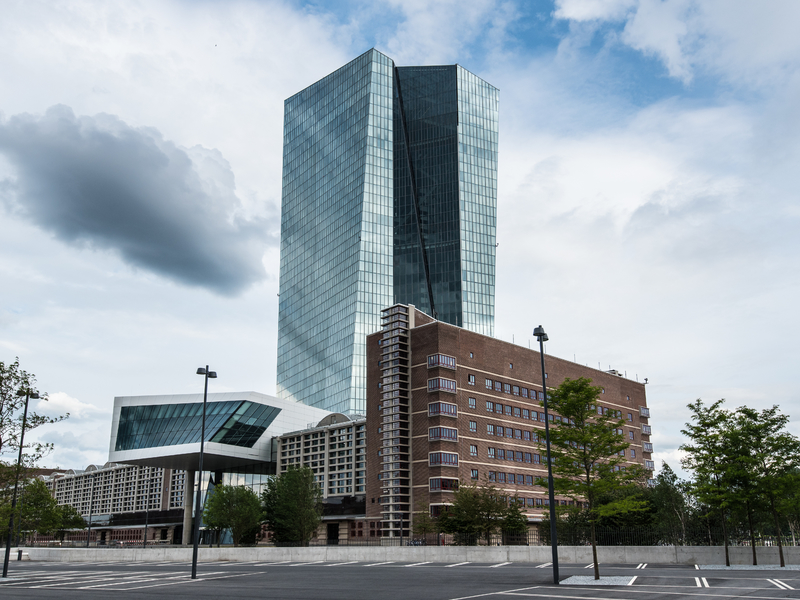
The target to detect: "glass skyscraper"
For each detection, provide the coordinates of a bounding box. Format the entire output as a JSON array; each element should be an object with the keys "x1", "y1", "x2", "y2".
[{"x1": 278, "y1": 49, "x2": 498, "y2": 415}]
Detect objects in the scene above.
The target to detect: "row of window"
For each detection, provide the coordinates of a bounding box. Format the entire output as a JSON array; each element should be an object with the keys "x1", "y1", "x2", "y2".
[
  {"x1": 427, "y1": 354, "x2": 456, "y2": 370},
  {"x1": 429, "y1": 427, "x2": 458, "y2": 441},
  {"x1": 428, "y1": 402, "x2": 458, "y2": 417},
  {"x1": 428, "y1": 378, "x2": 457, "y2": 393},
  {"x1": 429, "y1": 452, "x2": 459, "y2": 466},
  {"x1": 480, "y1": 378, "x2": 542, "y2": 400}
]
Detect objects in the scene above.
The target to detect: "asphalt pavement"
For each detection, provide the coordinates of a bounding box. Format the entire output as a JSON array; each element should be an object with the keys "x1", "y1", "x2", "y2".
[{"x1": 0, "y1": 559, "x2": 797, "y2": 599}]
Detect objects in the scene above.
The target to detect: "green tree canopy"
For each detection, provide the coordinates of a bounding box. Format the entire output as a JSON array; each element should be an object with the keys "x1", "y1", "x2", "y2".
[
  {"x1": 54, "y1": 504, "x2": 86, "y2": 542},
  {"x1": 437, "y1": 480, "x2": 507, "y2": 544},
  {"x1": 261, "y1": 466, "x2": 322, "y2": 545},
  {"x1": 542, "y1": 377, "x2": 648, "y2": 580},
  {"x1": 203, "y1": 484, "x2": 262, "y2": 547},
  {"x1": 19, "y1": 479, "x2": 60, "y2": 537}
]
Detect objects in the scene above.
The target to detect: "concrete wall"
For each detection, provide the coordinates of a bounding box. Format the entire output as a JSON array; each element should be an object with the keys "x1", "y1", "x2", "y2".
[{"x1": 17, "y1": 545, "x2": 800, "y2": 565}]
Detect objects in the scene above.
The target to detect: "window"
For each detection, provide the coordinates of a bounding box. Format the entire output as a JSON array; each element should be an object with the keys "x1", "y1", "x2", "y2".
[
  {"x1": 523, "y1": 431, "x2": 531, "y2": 441},
  {"x1": 524, "y1": 452, "x2": 532, "y2": 463},
  {"x1": 642, "y1": 424, "x2": 652, "y2": 435},
  {"x1": 487, "y1": 424, "x2": 495, "y2": 435},
  {"x1": 469, "y1": 421, "x2": 477, "y2": 432},
  {"x1": 486, "y1": 400, "x2": 493, "y2": 412},
  {"x1": 429, "y1": 427, "x2": 458, "y2": 441},
  {"x1": 498, "y1": 473, "x2": 506, "y2": 483},
  {"x1": 538, "y1": 412, "x2": 545, "y2": 421},
  {"x1": 521, "y1": 388, "x2": 529, "y2": 398},
  {"x1": 469, "y1": 397, "x2": 476, "y2": 409},
  {"x1": 506, "y1": 428, "x2": 513, "y2": 438},
  {"x1": 495, "y1": 403, "x2": 503, "y2": 414},
  {"x1": 627, "y1": 412, "x2": 633, "y2": 422},
  {"x1": 488, "y1": 471, "x2": 496, "y2": 481},
  {"x1": 470, "y1": 352, "x2": 474, "y2": 358},
  {"x1": 496, "y1": 426, "x2": 504, "y2": 437},
  {"x1": 514, "y1": 429, "x2": 522, "y2": 439},
  {"x1": 428, "y1": 354, "x2": 456, "y2": 369},
  {"x1": 430, "y1": 478, "x2": 459, "y2": 491},
  {"x1": 470, "y1": 445, "x2": 478, "y2": 457},
  {"x1": 629, "y1": 431, "x2": 634, "y2": 440},
  {"x1": 643, "y1": 442, "x2": 653, "y2": 452},
  {"x1": 488, "y1": 448, "x2": 496, "y2": 458},
  {"x1": 428, "y1": 402, "x2": 457, "y2": 417},
  {"x1": 631, "y1": 449, "x2": 636, "y2": 458},
  {"x1": 515, "y1": 452, "x2": 523, "y2": 462},
  {"x1": 522, "y1": 409, "x2": 529, "y2": 420},
  {"x1": 505, "y1": 405, "x2": 512, "y2": 416},
  {"x1": 508, "y1": 473, "x2": 516, "y2": 484},
  {"x1": 428, "y1": 378, "x2": 457, "y2": 393},
  {"x1": 468, "y1": 374, "x2": 475, "y2": 385},
  {"x1": 534, "y1": 454, "x2": 541, "y2": 464},
  {"x1": 513, "y1": 407, "x2": 521, "y2": 417},
  {"x1": 485, "y1": 378, "x2": 492, "y2": 389},
  {"x1": 645, "y1": 460, "x2": 655, "y2": 470},
  {"x1": 504, "y1": 383, "x2": 511, "y2": 394},
  {"x1": 494, "y1": 381, "x2": 502, "y2": 391},
  {"x1": 429, "y1": 452, "x2": 459, "y2": 466},
  {"x1": 471, "y1": 469, "x2": 478, "y2": 480},
  {"x1": 512, "y1": 386, "x2": 519, "y2": 396},
  {"x1": 497, "y1": 449, "x2": 505, "y2": 460}
]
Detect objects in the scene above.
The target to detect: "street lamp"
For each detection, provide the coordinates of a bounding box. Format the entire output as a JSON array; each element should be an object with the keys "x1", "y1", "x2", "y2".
[
  {"x1": 142, "y1": 470, "x2": 151, "y2": 549},
  {"x1": 191, "y1": 366, "x2": 216, "y2": 580},
  {"x1": 534, "y1": 326, "x2": 559, "y2": 585},
  {"x1": 2, "y1": 389, "x2": 39, "y2": 579},
  {"x1": 85, "y1": 473, "x2": 95, "y2": 547}
]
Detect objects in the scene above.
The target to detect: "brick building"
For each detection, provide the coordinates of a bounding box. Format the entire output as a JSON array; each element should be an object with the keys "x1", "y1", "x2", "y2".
[{"x1": 366, "y1": 304, "x2": 653, "y2": 539}]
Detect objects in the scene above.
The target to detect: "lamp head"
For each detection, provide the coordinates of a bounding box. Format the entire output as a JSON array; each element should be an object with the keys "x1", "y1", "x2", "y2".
[
  {"x1": 207, "y1": 371, "x2": 217, "y2": 379},
  {"x1": 16, "y1": 389, "x2": 39, "y2": 399},
  {"x1": 533, "y1": 325, "x2": 549, "y2": 343},
  {"x1": 196, "y1": 367, "x2": 206, "y2": 375}
]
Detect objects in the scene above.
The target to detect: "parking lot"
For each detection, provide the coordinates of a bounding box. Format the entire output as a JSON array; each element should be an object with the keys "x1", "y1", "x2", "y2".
[{"x1": 1, "y1": 559, "x2": 797, "y2": 599}]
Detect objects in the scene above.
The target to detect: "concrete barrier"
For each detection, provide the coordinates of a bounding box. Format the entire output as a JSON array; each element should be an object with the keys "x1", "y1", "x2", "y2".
[{"x1": 17, "y1": 545, "x2": 800, "y2": 565}]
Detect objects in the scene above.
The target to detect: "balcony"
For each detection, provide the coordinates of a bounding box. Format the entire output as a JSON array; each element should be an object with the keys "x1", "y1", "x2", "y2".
[{"x1": 639, "y1": 407, "x2": 651, "y2": 418}]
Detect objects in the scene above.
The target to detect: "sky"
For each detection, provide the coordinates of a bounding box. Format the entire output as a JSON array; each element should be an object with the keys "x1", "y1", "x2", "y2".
[{"x1": 1, "y1": 0, "x2": 798, "y2": 477}]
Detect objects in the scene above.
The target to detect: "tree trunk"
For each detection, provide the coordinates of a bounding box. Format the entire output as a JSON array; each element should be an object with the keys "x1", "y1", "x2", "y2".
[
  {"x1": 768, "y1": 495, "x2": 785, "y2": 568},
  {"x1": 591, "y1": 520, "x2": 599, "y2": 580},
  {"x1": 746, "y1": 502, "x2": 757, "y2": 565},
  {"x1": 720, "y1": 507, "x2": 730, "y2": 567}
]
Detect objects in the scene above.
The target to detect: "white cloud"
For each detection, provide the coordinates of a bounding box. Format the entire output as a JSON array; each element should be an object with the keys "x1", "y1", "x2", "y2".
[{"x1": 35, "y1": 392, "x2": 107, "y2": 420}]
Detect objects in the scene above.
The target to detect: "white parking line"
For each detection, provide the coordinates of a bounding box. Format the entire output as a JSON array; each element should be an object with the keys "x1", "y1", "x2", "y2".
[
  {"x1": 445, "y1": 562, "x2": 471, "y2": 568},
  {"x1": 584, "y1": 563, "x2": 594, "y2": 569},
  {"x1": 695, "y1": 577, "x2": 702, "y2": 587},
  {"x1": 364, "y1": 561, "x2": 394, "y2": 567},
  {"x1": 326, "y1": 561, "x2": 359, "y2": 567},
  {"x1": 490, "y1": 562, "x2": 511, "y2": 568},
  {"x1": 768, "y1": 579, "x2": 794, "y2": 590},
  {"x1": 701, "y1": 577, "x2": 710, "y2": 588},
  {"x1": 694, "y1": 564, "x2": 699, "y2": 570},
  {"x1": 535, "y1": 562, "x2": 552, "y2": 569},
  {"x1": 628, "y1": 576, "x2": 637, "y2": 586},
  {"x1": 404, "y1": 562, "x2": 431, "y2": 567},
  {"x1": 289, "y1": 560, "x2": 324, "y2": 566}
]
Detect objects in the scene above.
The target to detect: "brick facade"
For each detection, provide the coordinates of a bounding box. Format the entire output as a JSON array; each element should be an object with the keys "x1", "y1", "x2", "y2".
[{"x1": 366, "y1": 305, "x2": 652, "y2": 537}]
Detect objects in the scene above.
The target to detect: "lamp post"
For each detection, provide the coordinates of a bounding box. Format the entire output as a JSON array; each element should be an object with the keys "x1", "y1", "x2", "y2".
[
  {"x1": 85, "y1": 473, "x2": 95, "y2": 547},
  {"x1": 534, "y1": 326, "x2": 559, "y2": 585},
  {"x1": 3, "y1": 389, "x2": 38, "y2": 579},
  {"x1": 191, "y1": 366, "x2": 216, "y2": 580},
  {"x1": 142, "y1": 470, "x2": 151, "y2": 549}
]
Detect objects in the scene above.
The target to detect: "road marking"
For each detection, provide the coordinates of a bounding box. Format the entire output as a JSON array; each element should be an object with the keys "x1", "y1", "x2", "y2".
[
  {"x1": 768, "y1": 579, "x2": 794, "y2": 590},
  {"x1": 289, "y1": 560, "x2": 324, "y2": 566},
  {"x1": 404, "y1": 562, "x2": 431, "y2": 567},
  {"x1": 635, "y1": 563, "x2": 647, "y2": 569},
  {"x1": 535, "y1": 562, "x2": 552, "y2": 568},
  {"x1": 628, "y1": 576, "x2": 637, "y2": 586},
  {"x1": 252, "y1": 561, "x2": 291, "y2": 566},
  {"x1": 490, "y1": 562, "x2": 511, "y2": 568},
  {"x1": 584, "y1": 563, "x2": 594, "y2": 569},
  {"x1": 326, "y1": 561, "x2": 359, "y2": 566},
  {"x1": 445, "y1": 562, "x2": 471, "y2": 568},
  {"x1": 364, "y1": 561, "x2": 394, "y2": 567},
  {"x1": 701, "y1": 577, "x2": 710, "y2": 588},
  {"x1": 695, "y1": 577, "x2": 702, "y2": 587},
  {"x1": 448, "y1": 586, "x2": 540, "y2": 600},
  {"x1": 694, "y1": 564, "x2": 699, "y2": 570}
]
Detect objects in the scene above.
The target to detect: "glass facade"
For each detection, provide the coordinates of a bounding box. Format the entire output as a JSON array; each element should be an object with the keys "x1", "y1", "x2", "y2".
[
  {"x1": 114, "y1": 401, "x2": 281, "y2": 451},
  {"x1": 278, "y1": 50, "x2": 498, "y2": 415}
]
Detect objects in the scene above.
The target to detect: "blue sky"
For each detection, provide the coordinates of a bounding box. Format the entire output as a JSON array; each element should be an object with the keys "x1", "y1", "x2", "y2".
[{"x1": 1, "y1": 0, "x2": 798, "y2": 477}]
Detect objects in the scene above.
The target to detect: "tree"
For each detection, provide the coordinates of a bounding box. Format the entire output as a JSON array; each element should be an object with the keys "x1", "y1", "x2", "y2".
[
  {"x1": 650, "y1": 462, "x2": 693, "y2": 544},
  {"x1": 261, "y1": 466, "x2": 322, "y2": 545},
  {"x1": 437, "y1": 480, "x2": 507, "y2": 545},
  {"x1": 54, "y1": 504, "x2": 86, "y2": 542},
  {"x1": 412, "y1": 501, "x2": 438, "y2": 537},
  {"x1": 541, "y1": 377, "x2": 648, "y2": 580},
  {"x1": 680, "y1": 399, "x2": 737, "y2": 566},
  {"x1": 203, "y1": 484, "x2": 262, "y2": 547},
  {"x1": 501, "y1": 497, "x2": 529, "y2": 544},
  {"x1": 0, "y1": 358, "x2": 66, "y2": 459},
  {"x1": 732, "y1": 405, "x2": 800, "y2": 567},
  {"x1": 19, "y1": 479, "x2": 60, "y2": 539}
]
